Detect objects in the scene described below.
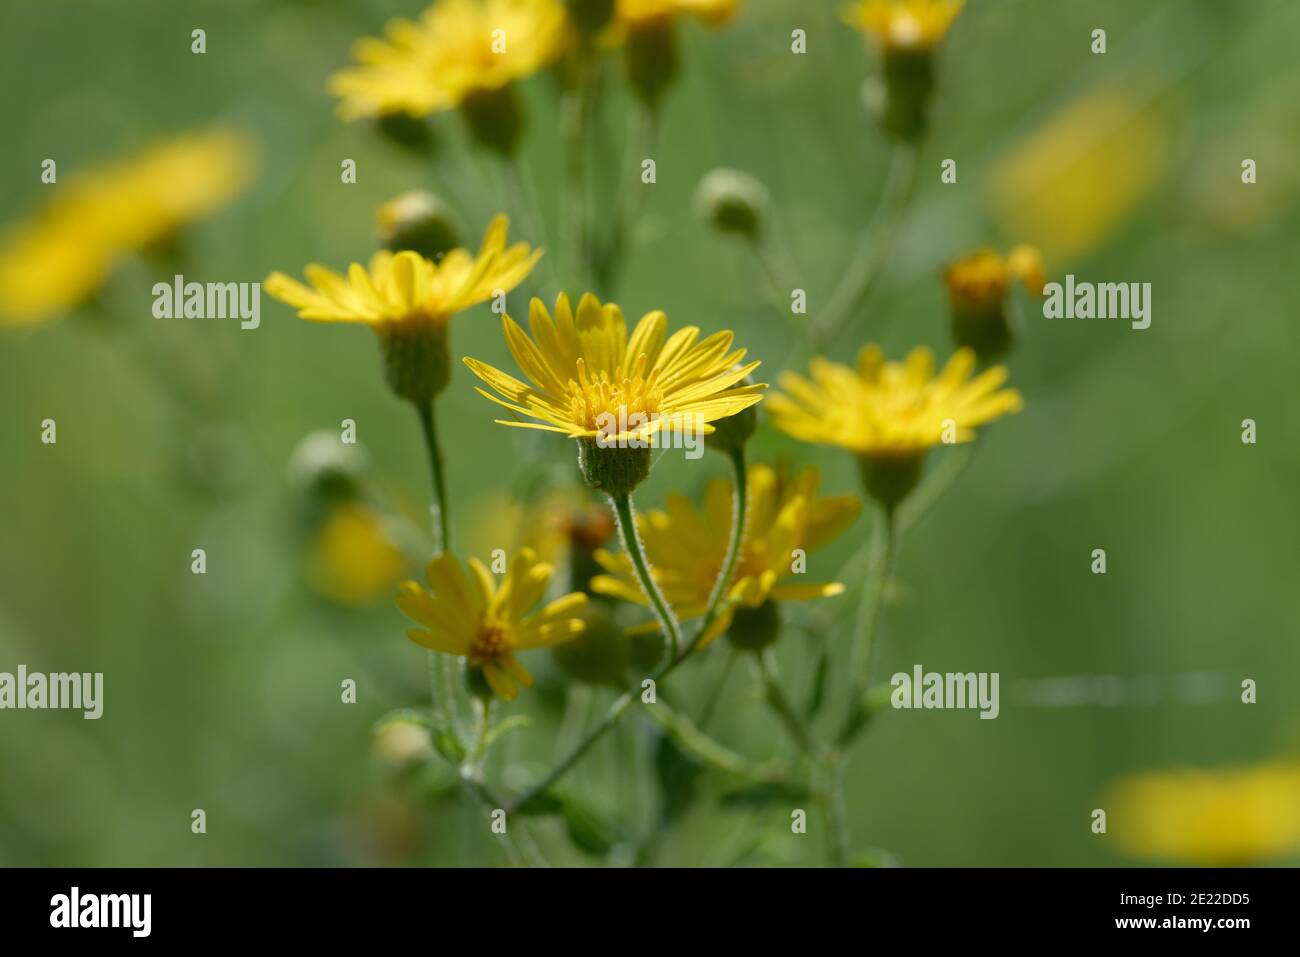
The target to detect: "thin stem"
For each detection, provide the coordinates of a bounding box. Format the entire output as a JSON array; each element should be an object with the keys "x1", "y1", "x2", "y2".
[
  {"x1": 639, "y1": 698, "x2": 787, "y2": 784},
  {"x1": 696, "y1": 648, "x2": 738, "y2": 730},
  {"x1": 702, "y1": 446, "x2": 749, "y2": 624},
  {"x1": 813, "y1": 144, "x2": 920, "y2": 351},
  {"x1": 837, "y1": 506, "x2": 901, "y2": 746},
  {"x1": 611, "y1": 491, "x2": 681, "y2": 659},
  {"x1": 756, "y1": 650, "x2": 821, "y2": 756},
  {"x1": 414, "y1": 401, "x2": 451, "y2": 555}
]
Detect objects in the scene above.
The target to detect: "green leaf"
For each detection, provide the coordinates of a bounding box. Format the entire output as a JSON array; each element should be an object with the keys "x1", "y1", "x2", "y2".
[
  {"x1": 561, "y1": 796, "x2": 623, "y2": 856},
  {"x1": 514, "y1": 790, "x2": 564, "y2": 817},
  {"x1": 431, "y1": 730, "x2": 465, "y2": 764},
  {"x1": 482, "y1": 714, "x2": 531, "y2": 749},
  {"x1": 851, "y1": 847, "x2": 901, "y2": 868},
  {"x1": 653, "y1": 730, "x2": 702, "y2": 825},
  {"x1": 805, "y1": 645, "x2": 830, "y2": 718}
]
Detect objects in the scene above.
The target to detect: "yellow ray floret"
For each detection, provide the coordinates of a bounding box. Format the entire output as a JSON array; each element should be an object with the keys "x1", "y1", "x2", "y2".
[
  {"x1": 1107, "y1": 762, "x2": 1300, "y2": 866},
  {"x1": 463, "y1": 292, "x2": 766, "y2": 441},
  {"x1": 592, "y1": 464, "x2": 860, "y2": 643},
  {"x1": 265, "y1": 215, "x2": 539, "y2": 327},
  {"x1": 944, "y1": 245, "x2": 1045, "y2": 308},
  {"x1": 0, "y1": 130, "x2": 253, "y2": 327},
  {"x1": 769, "y1": 345, "x2": 1021, "y2": 458},
  {"x1": 396, "y1": 548, "x2": 588, "y2": 700},
  {"x1": 615, "y1": 0, "x2": 739, "y2": 30},
  {"x1": 841, "y1": 0, "x2": 964, "y2": 50},
  {"x1": 330, "y1": 0, "x2": 569, "y2": 120}
]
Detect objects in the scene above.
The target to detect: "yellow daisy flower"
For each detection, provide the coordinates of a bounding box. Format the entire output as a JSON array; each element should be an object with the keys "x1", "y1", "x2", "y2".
[
  {"x1": 396, "y1": 548, "x2": 588, "y2": 700},
  {"x1": 592, "y1": 464, "x2": 860, "y2": 645},
  {"x1": 329, "y1": 0, "x2": 569, "y2": 121},
  {"x1": 769, "y1": 346, "x2": 1021, "y2": 507},
  {"x1": 943, "y1": 245, "x2": 1045, "y2": 360},
  {"x1": 265, "y1": 214, "x2": 540, "y2": 402},
  {"x1": 615, "y1": 0, "x2": 739, "y2": 31},
  {"x1": 306, "y1": 501, "x2": 409, "y2": 606},
  {"x1": 841, "y1": 0, "x2": 964, "y2": 50},
  {"x1": 0, "y1": 130, "x2": 253, "y2": 327},
  {"x1": 464, "y1": 292, "x2": 765, "y2": 445},
  {"x1": 1107, "y1": 762, "x2": 1300, "y2": 866}
]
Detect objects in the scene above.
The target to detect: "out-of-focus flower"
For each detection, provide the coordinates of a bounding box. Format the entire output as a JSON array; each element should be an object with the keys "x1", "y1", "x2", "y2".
[
  {"x1": 769, "y1": 346, "x2": 1021, "y2": 508},
  {"x1": 464, "y1": 292, "x2": 765, "y2": 495},
  {"x1": 942, "y1": 245, "x2": 1044, "y2": 361},
  {"x1": 266, "y1": 215, "x2": 540, "y2": 402},
  {"x1": 1107, "y1": 762, "x2": 1300, "y2": 866},
  {"x1": 0, "y1": 130, "x2": 254, "y2": 327},
  {"x1": 330, "y1": 0, "x2": 568, "y2": 151},
  {"x1": 989, "y1": 88, "x2": 1169, "y2": 264},
  {"x1": 841, "y1": 0, "x2": 963, "y2": 50},
  {"x1": 841, "y1": 0, "x2": 963, "y2": 142},
  {"x1": 306, "y1": 501, "x2": 409, "y2": 606},
  {"x1": 592, "y1": 464, "x2": 859, "y2": 646},
  {"x1": 396, "y1": 548, "x2": 588, "y2": 700},
  {"x1": 694, "y1": 167, "x2": 768, "y2": 242},
  {"x1": 376, "y1": 190, "x2": 462, "y2": 261},
  {"x1": 611, "y1": 0, "x2": 740, "y2": 105}
]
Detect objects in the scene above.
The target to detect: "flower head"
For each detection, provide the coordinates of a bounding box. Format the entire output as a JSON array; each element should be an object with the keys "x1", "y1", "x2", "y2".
[
  {"x1": 307, "y1": 501, "x2": 409, "y2": 606},
  {"x1": 1107, "y1": 762, "x2": 1300, "y2": 866},
  {"x1": 770, "y1": 345, "x2": 1021, "y2": 459},
  {"x1": 592, "y1": 464, "x2": 859, "y2": 645},
  {"x1": 397, "y1": 548, "x2": 588, "y2": 700},
  {"x1": 464, "y1": 292, "x2": 764, "y2": 442},
  {"x1": 943, "y1": 245, "x2": 1045, "y2": 360},
  {"x1": 0, "y1": 130, "x2": 253, "y2": 327},
  {"x1": 330, "y1": 0, "x2": 569, "y2": 121},
  {"x1": 841, "y1": 0, "x2": 964, "y2": 51},
  {"x1": 615, "y1": 0, "x2": 739, "y2": 31},
  {"x1": 266, "y1": 215, "x2": 540, "y2": 402}
]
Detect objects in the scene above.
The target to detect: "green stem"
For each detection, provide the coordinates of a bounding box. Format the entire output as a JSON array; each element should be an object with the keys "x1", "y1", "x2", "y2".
[
  {"x1": 756, "y1": 650, "x2": 821, "y2": 756},
  {"x1": 562, "y1": 43, "x2": 596, "y2": 286},
  {"x1": 703, "y1": 446, "x2": 749, "y2": 623},
  {"x1": 813, "y1": 144, "x2": 919, "y2": 351},
  {"x1": 640, "y1": 698, "x2": 787, "y2": 784},
  {"x1": 837, "y1": 506, "x2": 900, "y2": 746},
  {"x1": 414, "y1": 401, "x2": 451, "y2": 555},
  {"x1": 611, "y1": 491, "x2": 681, "y2": 659}
]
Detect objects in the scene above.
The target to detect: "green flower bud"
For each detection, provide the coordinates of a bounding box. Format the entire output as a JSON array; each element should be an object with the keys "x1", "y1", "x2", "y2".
[
  {"x1": 857, "y1": 451, "x2": 925, "y2": 513},
  {"x1": 287, "y1": 429, "x2": 370, "y2": 501},
  {"x1": 577, "y1": 438, "x2": 651, "y2": 497},
  {"x1": 566, "y1": 0, "x2": 616, "y2": 35},
  {"x1": 694, "y1": 168, "x2": 768, "y2": 242},
  {"x1": 705, "y1": 373, "x2": 758, "y2": 455},
  {"x1": 726, "y1": 599, "x2": 782, "y2": 652},
  {"x1": 375, "y1": 112, "x2": 434, "y2": 154},
  {"x1": 464, "y1": 663, "x2": 495, "y2": 700},
  {"x1": 376, "y1": 191, "x2": 461, "y2": 262},
  {"x1": 460, "y1": 84, "x2": 525, "y2": 155},
  {"x1": 863, "y1": 46, "x2": 935, "y2": 143},
  {"x1": 376, "y1": 317, "x2": 451, "y2": 404},
  {"x1": 624, "y1": 19, "x2": 679, "y2": 107}
]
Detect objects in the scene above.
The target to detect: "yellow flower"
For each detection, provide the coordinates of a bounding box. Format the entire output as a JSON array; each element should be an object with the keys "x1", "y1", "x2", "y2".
[
  {"x1": 1107, "y1": 762, "x2": 1300, "y2": 866},
  {"x1": 266, "y1": 214, "x2": 538, "y2": 328},
  {"x1": 615, "y1": 0, "x2": 739, "y2": 31},
  {"x1": 944, "y1": 245, "x2": 1045, "y2": 308},
  {"x1": 396, "y1": 548, "x2": 588, "y2": 700},
  {"x1": 592, "y1": 464, "x2": 859, "y2": 644},
  {"x1": 841, "y1": 0, "x2": 964, "y2": 50},
  {"x1": 464, "y1": 292, "x2": 765, "y2": 442},
  {"x1": 0, "y1": 130, "x2": 253, "y2": 327},
  {"x1": 306, "y1": 501, "x2": 409, "y2": 606},
  {"x1": 266, "y1": 215, "x2": 540, "y2": 402},
  {"x1": 989, "y1": 87, "x2": 1169, "y2": 264},
  {"x1": 770, "y1": 345, "x2": 1021, "y2": 459},
  {"x1": 329, "y1": 0, "x2": 569, "y2": 121}
]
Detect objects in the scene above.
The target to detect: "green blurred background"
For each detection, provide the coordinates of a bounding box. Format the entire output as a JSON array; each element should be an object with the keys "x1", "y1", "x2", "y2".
[{"x1": 2, "y1": 0, "x2": 1299, "y2": 866}]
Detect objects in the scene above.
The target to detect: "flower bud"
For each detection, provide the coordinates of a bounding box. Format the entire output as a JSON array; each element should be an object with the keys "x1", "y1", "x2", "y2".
[
  {"x1": 376, "y1": 191, "x2": 461, "y2": 262},
  {"x1": 376, "y1": 318, "x2": 451, "y2": 404},
  {"x1": 374, "y1": 113, "x2": 434, "y2": 154},
  {"x1": 704, "y1": 373, "x2": 759, "y2": 455},
  {"x1": 460, "y1": 85, "x2": 525, "y2": 155},
  {"x1": 726, "y1": 599, "x2": 782, "y2": 652},
  {"x1": 287, "y1": 429, "x2": 369, "y2": 501},
  {"x1": 566, "y1": 0, "x2": 616, "y2": 35},
  {"x1": 624, "y1": 19, "x2": 679, "y2": 107},
  {"x1": 577, "y1": 438, "x2": 651, "y2": 497},
  {"x1": 694, "y1": 168, "x2": 768, "y2": 242},
  {"x1": 857, "y1": 451, "x2": 924, "y2": 513}
]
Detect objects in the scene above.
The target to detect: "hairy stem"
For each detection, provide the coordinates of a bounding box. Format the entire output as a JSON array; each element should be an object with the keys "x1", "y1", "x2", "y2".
[{"x1": 611, "y1": 491, "x2": 681, "y2": 659}]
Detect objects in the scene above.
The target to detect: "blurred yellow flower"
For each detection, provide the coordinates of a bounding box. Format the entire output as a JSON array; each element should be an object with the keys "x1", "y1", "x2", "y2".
[
  {"x1": 307, "y1": 501, "x2": 409, "y2": 606},
  {"x1": 396, "y1": 548, "x2": 588, "y2": 700},
  {"x1": 0, "y1": 129, "x2": 254, "y2": 327},
  {"x1": 464, "y1": 292, "x2": 765, "y2": 442},
  {"x1": 615, "y1": 0, "x2": 739, "y2": 31},
  {"x1": 329, "y1": 0, "x2": 569, "y2": 120},
  {"x1": 944, "y1": 245, "x2": 1045, "y2": 308},
  {"x1": 266, "y1": 215, "x2": 540, "y2": 401},
  {"x1": 770, "y1": 345, "x2": 1021, "y2": 458},
  {"x1": 989, "y1": 87, "x2": 1169, "y2": 264},
  {"x1": 1108, "y1": 762, "x2": 1300, "y2": 866},
  {"x1": 265, "y1": 215, "x2": 538, "y2": 328},
  {"x1": 592, "y1": 464, "x2": 859, "y2": 644},
  {"x1": 841, "y1": 0, "x2": 964, "y2": 50}
]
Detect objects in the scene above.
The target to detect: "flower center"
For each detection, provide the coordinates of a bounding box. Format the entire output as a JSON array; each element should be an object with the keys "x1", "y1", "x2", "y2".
[
  {"x1": 469, "y1": 621, "x2": 510, "y2": 664},
  {"x1": 569, "y1": 354, "x2": 664, "y2": 433}
]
